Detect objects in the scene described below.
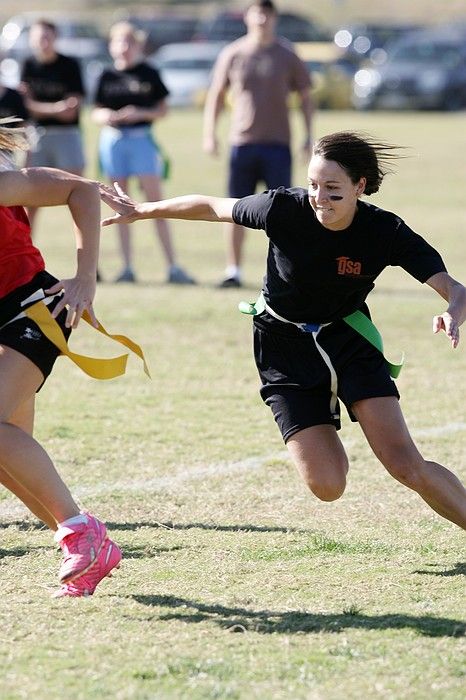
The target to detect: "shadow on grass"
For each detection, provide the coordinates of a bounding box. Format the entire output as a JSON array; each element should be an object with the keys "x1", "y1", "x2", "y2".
[
  {"x1": 0, "y1": 520, "x2": 47, "y2": 531},
  {"x1": 414, "y1": 562, "x2": 466, "y2": 577},
  {"x1": 0, "y1": 519, "x2": 305, "y2": 535},
  {"x1": 0, "y1": 545, "x2": 49, "y2": 559},
  {"x1": 132, "y1": 594, "x2": 466, "y2": 637},
  {"x1": 0, "y1": 547, "x2": 30, "y2": 559},
  {"x1": 106, "y1": 521, "x2": 307, "y2": 534},
  {"x1": 121, "y1": 544, "x2": 186, "y2": 559}
]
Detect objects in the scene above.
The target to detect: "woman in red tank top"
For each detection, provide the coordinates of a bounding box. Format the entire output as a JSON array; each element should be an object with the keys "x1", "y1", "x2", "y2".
[{"x1": 0, "y1": 122, "x2": 121, "y2": 598}]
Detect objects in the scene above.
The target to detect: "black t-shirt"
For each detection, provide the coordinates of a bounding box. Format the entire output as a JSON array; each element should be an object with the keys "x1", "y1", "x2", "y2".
[
  {"x1": 20, "y1": 53, "x2": 84, "y2": 127},
  {"x1": 233, "y1": 187, "x2": 447, "y2": 324},
  {"x1": 0, "y1": 87, "x2": 29, "y2": 124},
  {"x1": 94, "y1": 62, "x2": 169, "y2": 127}
]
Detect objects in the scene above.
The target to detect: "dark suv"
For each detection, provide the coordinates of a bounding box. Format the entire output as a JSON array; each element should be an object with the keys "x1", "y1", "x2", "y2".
[
  {"x1": 353, "y1": 28, "x2": 466, "y2": 110},
  {"x1": 121, "y1": 14, "x2": 198, "y2": 54}
]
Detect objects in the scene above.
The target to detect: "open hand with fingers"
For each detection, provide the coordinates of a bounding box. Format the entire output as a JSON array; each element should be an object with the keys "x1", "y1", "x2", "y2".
[
  {"x1": 99, "y1": 183, "x2": 140, "y2": 226},
  {"x1": 46, "y1": 276, "x2": 97, "y2": 329},
  {"x1": 433, "y1": 312, "x2": 460, "y2": 348}
]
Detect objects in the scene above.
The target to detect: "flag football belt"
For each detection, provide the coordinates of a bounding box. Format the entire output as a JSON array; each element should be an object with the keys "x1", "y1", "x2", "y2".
[
  {"x1": 239, "y1": 292, "x2": 403, "y2": 379},
  {"x1": 4, "y1": 288, "x2": 150, "y2": 380}
]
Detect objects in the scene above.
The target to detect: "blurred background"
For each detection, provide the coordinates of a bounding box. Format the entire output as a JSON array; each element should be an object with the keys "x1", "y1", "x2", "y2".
[{"x1": 1, "y1": 0, "x2": 466, "y2": 111}]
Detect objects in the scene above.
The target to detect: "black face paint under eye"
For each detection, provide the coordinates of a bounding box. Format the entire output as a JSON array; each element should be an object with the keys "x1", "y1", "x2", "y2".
[{"x1": 329, "y1": 195, "x2": 343, "y2": 201}]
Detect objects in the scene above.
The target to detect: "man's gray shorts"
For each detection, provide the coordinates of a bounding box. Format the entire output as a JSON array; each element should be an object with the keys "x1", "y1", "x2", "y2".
[{"x1": 27, "y1": 126, "x2": 85, "y2": 171}]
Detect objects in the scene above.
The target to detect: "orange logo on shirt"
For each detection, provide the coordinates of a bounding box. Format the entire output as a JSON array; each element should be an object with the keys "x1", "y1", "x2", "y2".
[{"x1": 336, "y1": 256, "x2": 362, "y2": 275}]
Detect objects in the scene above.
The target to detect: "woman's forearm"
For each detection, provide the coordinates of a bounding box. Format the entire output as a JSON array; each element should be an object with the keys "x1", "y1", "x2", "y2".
[
  {"x1": 99, "y1": 185, "x2": 237, "y2": 226},
  {"x1": 68, "y1": 181, "x2": 101, "y2": 276},
  {"x1": 446, "y1": 280, "x2": 466, "y2": 326},
  {"x1": 135, "y1": 195, "x2": 235, "y2": 222}
]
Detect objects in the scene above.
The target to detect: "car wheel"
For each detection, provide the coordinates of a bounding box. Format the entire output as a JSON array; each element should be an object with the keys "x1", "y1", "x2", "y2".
[{"x1": 442, "y1": 91, "x2": 464, "y2": 111}]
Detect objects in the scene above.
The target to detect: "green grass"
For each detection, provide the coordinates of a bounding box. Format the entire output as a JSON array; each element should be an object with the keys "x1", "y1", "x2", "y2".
[{"x1": 0, "y1": 109, "x2": 465, "y2": 699}]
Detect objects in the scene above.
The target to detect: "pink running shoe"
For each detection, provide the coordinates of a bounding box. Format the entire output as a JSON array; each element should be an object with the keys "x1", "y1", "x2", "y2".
[
  {"x1": 52, "y1": 537, "x2": 122, "y2": 598},
  {"x1": 55, "y1": 513, "x2": 107, "y2": 583}
]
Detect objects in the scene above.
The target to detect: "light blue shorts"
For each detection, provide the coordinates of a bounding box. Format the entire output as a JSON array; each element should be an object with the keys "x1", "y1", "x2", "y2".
[{"x1": 98, "y1": 126, "x2": 164, "y2": 179}]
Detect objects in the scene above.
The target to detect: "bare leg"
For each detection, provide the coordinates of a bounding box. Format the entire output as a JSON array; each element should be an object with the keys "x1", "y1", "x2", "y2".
[
  {"x1": 287, "y1": 424, "x2": 349, "y2": 501},
  {"x1": 0, "y1": 346, "x2": 81, "y2": 525},
  {"x1": 225, "y1": 221, "x2": 246, "y2": 268},
  {"x1": 352, "y1": 396, "x2": 466, "y2": 530},
  {"x1": 139, "y1": 174, "x2": 176, "y2": 266},
  {"x1": 0, "y1": 395, "x2": 57, "y2": 529},
  {"x1": 111, "y1": 177, "x2": 133, "y2": 271}
]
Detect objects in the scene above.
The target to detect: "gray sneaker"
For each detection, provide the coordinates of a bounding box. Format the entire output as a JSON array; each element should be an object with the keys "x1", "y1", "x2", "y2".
[
  {"x1": 167, "y1": 266, "x2": 196, "y2": 285},
  {"x1": 115, "y1": 269, "x2": 136, "y2": 283},
  {"x1": 217, "y1": 275, "x2": 242, "y2": 288}
]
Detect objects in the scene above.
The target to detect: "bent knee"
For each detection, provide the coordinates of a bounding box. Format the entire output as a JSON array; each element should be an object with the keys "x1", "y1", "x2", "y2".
[
  {"x1": 305, "y1": 473, "x2": 347, "y2": 502},
  {"x1": 381, "y1": 449, "x2": 425, "y2": 488}
]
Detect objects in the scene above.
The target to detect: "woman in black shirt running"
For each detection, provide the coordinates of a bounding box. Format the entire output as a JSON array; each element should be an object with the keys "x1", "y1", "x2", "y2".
[{"x1": 99, "y1": 131, "x2": 466, "y2": 531}]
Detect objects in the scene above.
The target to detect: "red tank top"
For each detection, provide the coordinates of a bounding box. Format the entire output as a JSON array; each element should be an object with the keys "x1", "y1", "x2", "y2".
[{"x1": 0, "y1": 205, "x2": 45, "y2": 299}]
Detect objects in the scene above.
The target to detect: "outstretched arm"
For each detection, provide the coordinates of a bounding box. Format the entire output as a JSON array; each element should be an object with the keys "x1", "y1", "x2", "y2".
[
  {"x1": 0, "y1": 167, "x2": 100, "y2": 328},
  {"x1": 426, "y1": 271, "x2": 466, "y2": 348},
  {"x1": 100, "y1": 182, "x2": 237, "y2": 226}
]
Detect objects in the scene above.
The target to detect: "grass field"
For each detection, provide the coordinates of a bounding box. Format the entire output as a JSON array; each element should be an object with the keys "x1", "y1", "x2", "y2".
[{"x1": 0, "y1": 109, "x2": 465, "y2": 699}]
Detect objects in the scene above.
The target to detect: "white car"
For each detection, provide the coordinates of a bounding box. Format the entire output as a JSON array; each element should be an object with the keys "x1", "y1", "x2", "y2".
[
  {"x1": 148, "y1": 41, "x2": 227, "y2": 108},
  {"x1": 0, "y1": 13, "x2": 110, "y2": 96}
]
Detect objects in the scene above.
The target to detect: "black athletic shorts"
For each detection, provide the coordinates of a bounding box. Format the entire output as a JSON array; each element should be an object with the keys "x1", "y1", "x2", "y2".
[
  {"x1": 253, "y1": 311, "x2": 399, "y2": 442},
  {"x1": 0, "y1": 270, "x2": 71, "y2": 389}
]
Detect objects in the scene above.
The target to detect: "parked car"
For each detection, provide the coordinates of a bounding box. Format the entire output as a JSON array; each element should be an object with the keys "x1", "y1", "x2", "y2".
[
  {"x1": 0, "y1": 13, "x2": 110, "y2": 97},
  {"x1": 294, "y1": 42, "x2": 354, "y2": 109},
  {"x1": 0, "y1": 13, "x2": 107, "y2": 59},
  {"x1": 149, "y1": 41, "x2": 226, "y2": 108},
  {"x1": 353, "y1": 28, "x2": 466, "y2": 110},
  {"x1": 194, "y1": 11, "x2": 328, "y2": 43},
  {"x1": 117, "y1": 14, "x2": 198, "y2": 55},
  {"x1": 193, "y1": 12, "x2": 244, "y2": 43},
  {"x1": 334, "y1": 22, "x2": 422, "y2": 68},
  {"x1": 277, "y1": 13, "x2": 330, "y2": 42}
]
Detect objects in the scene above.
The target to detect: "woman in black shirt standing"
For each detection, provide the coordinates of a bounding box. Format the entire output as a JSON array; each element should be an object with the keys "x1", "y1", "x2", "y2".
[
  {"x1": 93, "y1": 21, "x2": 194, "y2": 285},
  {"x1": 99, "y1": 131, "x2": 466, "y2": 531}
]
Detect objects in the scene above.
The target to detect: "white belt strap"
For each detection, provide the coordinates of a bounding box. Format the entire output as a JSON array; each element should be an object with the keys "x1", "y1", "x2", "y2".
[
  {"x1": 311, "y1": 327, "x2": 339, "y2": 419},
  {"x1": 265, "y1": 302, "x2": 339, "y2": 420},
  {"x1": 264, "y1": 302, "x2": 331, "y2": 332},
  {"x1": 0, "y1": 288, "x2": 56, "y2": 330}
]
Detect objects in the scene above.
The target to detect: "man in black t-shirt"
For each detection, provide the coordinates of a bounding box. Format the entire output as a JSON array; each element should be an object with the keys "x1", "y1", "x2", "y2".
[{"x1": 20, "y1": 19, "x2": 86, "y2": 230}]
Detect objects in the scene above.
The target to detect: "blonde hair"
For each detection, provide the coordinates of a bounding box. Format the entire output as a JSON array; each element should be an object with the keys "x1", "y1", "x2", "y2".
[
  {"x1": 109, "y1": 21, "x2": 146, "y2": 47},
  {"x1": 0, "y1": 118, "x2": 29, "y2": 152}
]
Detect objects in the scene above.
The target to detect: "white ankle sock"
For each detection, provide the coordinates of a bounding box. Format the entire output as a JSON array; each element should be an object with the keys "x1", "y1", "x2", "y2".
[
  {"x1": 225, "y1": 265, "x2": 241, "y2": 280},
  {"x1": 58, "y1": 514, "x2": 88, "y2": 529}
]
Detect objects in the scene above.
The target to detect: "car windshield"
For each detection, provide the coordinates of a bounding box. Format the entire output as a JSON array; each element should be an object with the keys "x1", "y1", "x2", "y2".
[
  {"x1": 59, "y1": 24, "x2": 102, "y2": 38},
  {"x1": 391, "y1": 42, "x2": 463, "y2": 67},
  {"x1": 134, "y1": 18, "x2": 196, "y2": 37},
  {"x1": 159, "y1": 58, "x2": 214, "y2": 70}
]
